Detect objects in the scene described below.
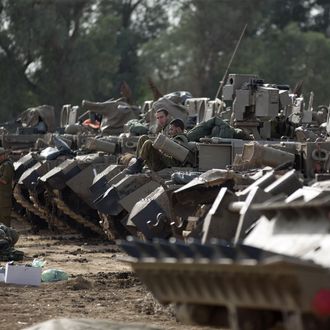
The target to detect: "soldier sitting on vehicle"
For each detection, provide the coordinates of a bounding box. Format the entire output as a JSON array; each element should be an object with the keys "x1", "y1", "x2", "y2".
[
  {"x1": 118, "y1": 108, "x2": 172, "y2": 166},
  {"x1": 155, "y1": 108, "x2": 171, "y2": 135},
  {"x1": 134, "y1": 108, "x2": 171, "y2": 156},
  {"x1": 187, "y1": 116, "x2": 252, "y2": 141},
  {"x1": 126, "y1": 118, "x2": 191, "y2": 173}
]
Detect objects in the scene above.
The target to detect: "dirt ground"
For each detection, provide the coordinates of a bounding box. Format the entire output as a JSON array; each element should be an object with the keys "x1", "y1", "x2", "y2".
[{"x1": 0, "y1": 222, "x2": 215, "y2": 330}]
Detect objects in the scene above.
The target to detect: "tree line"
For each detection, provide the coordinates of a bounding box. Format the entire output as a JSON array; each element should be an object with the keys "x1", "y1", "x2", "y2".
[{"x1": 0, "y1": 0, "x2": 330, "y2": 122}]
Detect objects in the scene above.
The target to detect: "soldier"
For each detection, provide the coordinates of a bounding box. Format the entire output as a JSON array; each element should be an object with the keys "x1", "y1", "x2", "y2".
[
  {"x1": 155, "y1": 108, "x2": 171, "y2": 135},
  {"x1": 0, "y1": 224, "x2": 22, "y2": 260},
  {"x1": 135, "y1": 108, "x2": 171, "y2": 157},
  {"x1": 127, "y1": 118, "x2": 189, "y2": 173},
  {"x1": 187, "y1": 116, "x2": 251, "y2": 141},
  {"x1": 0, "y1": 148, "x2": 14, "y2": 227}
]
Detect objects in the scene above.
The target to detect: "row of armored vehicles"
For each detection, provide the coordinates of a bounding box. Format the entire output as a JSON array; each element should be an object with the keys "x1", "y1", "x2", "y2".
[{"x1": 9, "y1": 74, "x2": 330, "y2": 329}]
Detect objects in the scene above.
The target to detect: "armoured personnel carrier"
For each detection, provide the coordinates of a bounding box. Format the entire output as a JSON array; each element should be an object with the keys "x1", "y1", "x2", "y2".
[
  {"x1": 0, "y1": 105, "x2": 58, "y2": 160},
  {"x1": 113, "y1": 75, "x2": 330, "y2": 328},
  {"x1": 34, "y1": 76, "x2": 330, "y2": 238},
  {"x1": 120, "y1": 168, "x2": 330, "y2": 329},
  {"x1": 10, "y1": 96, "x2": 143, "y2": 233},
  {"x1": 115, "y1": 74, "x2": 328, "y2": 240},
  {"x1": 10, "y1": 76, "x2": 330, "y2": 329},
  {"x1": 14, "y1": 149, "x2": 117, "y2": 235}
]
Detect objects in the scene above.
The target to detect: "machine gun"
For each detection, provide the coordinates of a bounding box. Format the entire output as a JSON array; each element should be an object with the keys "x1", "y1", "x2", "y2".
[{"x1": 222, "y1": 74, "x2": 293, "y2": 139}]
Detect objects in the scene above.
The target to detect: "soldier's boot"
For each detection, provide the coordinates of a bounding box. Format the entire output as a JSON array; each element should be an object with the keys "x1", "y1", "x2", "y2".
[
  {"x1": 8, "y1": 227, "x2": 20, "y2": 246},
  {"x1": 126, "y1": 157, "x2": 144, "y2": 174},
  {"x1": 0, "y1": 239, "x2": 9, "y2": 251}
]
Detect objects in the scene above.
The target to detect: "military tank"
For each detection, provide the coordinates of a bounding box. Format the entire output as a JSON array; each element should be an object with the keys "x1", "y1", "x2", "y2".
[
  {"x1": 0, "y1": 105, "x2": 58, "y2": 160},
  {"x1": 119, "y1": 168, "x2": 330, "y2": 329},
  {"x1": 14, "y1": 153, "x2": 69, "y2": 231},
  {"x1": 10, "y1": 96, "x2": 143, "y2": 235},
  {"x1": 12, "y1": 75, "x2": 329, "y2": 242},
  {"x1": 14, "y1": 150, "x2": 118, "y2": 236},
  {"x1": 10, "y1": 78, "x2": 330, "y2": 330},
  {"x1": 109, "y1": 75, "x2": 330, "y2": 329},
  {"x1": 92, "y1": 167, "x2": 189, "y2": 240}
]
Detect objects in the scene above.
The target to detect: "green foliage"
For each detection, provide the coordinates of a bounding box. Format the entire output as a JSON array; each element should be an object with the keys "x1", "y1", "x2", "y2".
[
  {"x1": 142, "y1": 0, "x2": 330, "y2": 107},
  {"x1": 0, "y1": 0, "x2": 171, "y2": 120},
  {"x1": 0, "y1": 0, "x2": 97, "y2": 119},
  {"x1": 235, "y1": 23, "x2": 330, "y2": 105},
  {"x1": 97, "y1": 0, "x2": 171, "y2": 102},
  {"x1": 1, "y1": 0, "x2": 330, "y2": 123},
  {"x1": 141, "y1": 0, "x2": 264, "y2": 97}
]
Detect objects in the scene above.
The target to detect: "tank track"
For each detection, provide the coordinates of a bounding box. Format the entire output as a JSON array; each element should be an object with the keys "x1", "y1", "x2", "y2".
[
  {"x1": 98, "y1": 212, "x2": 131, "y2": 240},
  {"x1": 14, "y1": 184, "x2": 72, "y2": 232},
  {"x1": 120, "y1": 238, "x2": 330, "y2": 330},
  {"x1": 52, "y1": 190, "x2": 105, "y2": 237},
  {"x1": 13, "y1": 184, "x2": 49, "y2": 226},
  {"x1": 28, "y1": 189, "x2": 75, "y2": 233},
  {"x1": 11, "y1": 209, "x2": 31, "y2": 228}
]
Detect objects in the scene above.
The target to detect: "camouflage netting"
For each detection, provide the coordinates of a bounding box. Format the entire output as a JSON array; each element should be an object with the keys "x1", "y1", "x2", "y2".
[
  {"x1": 82, "y1": 99, "x2": 140, "y2": 134},
  {"x1": 19, "y1": 105, "x2": 56, "y2": 133}
]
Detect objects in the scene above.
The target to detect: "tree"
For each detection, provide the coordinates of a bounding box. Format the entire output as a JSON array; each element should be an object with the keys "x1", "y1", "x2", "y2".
[
  {"x1": 140, "y1": 0, "x2": 263, "y2": 98},
  {"x1": 0, "y1": 0, "x2": 172, "y2": 122},
  {"x1": 261, "y1": 0, "x2": 330, "y2": 36},
  {"x1": 0, "y1": 0, "x2": 101, "y2": 120},
  {"x1": 141, "y1": 0, "x2": 330, "y2": 108},
  {"x1": 1, "y1": 0, "x2": 330, "y2": 123},
  {"x1": 96, "y1": 0, "x2": 171, "y2": 103},
  {"x1": 237, "y1": 23, "x2": 330, "y2": 106},
  {"x1": 309, "y1": 0, "x2": 330, "y2": 36}
]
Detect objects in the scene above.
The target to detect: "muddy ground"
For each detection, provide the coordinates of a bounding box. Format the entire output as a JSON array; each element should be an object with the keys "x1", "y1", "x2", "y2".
[{"x1": 0, "y1": 223, "x2": 215, "y2": 330}]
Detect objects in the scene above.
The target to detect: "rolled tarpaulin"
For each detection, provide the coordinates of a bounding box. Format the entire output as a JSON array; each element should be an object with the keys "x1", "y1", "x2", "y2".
[
  {"x1": 84, "y1": 138, "x2": 116, "y2": 154},
  {"x1": 152, "y1": 133, "x2": 189, "y2": 162},
  {"x1": 240, "y1": 141, "x2": 295, "y2": 167}
]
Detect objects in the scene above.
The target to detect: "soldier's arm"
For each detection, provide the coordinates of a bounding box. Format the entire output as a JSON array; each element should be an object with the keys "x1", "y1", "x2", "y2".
[
  {"x1": 0, "y1": 164, "x2": 13, "y2": 185},
  {"x1": 173, "y1": 135, "x2": 189, "y2": 147}
]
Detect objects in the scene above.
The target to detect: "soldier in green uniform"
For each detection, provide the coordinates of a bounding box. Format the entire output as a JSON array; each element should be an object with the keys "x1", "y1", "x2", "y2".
[
  {"x1": 0, "y1": 224, "x2": 23, "y2": 261},
  {"x1": 127, "y1": 118, "x2": 190, "y2": 173},
  {"x1": 0, "y1": 148, "x2": 14, "y2": 227},
  {"x1": 187, "y1": 116, "x2": 252, "y2": 141},
  {"x1": 155, "y1": 108, "x2": 171, "y2": 135},
  {"x1": 135, "y1": 108, "x2": 171, "y2": 157}
]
